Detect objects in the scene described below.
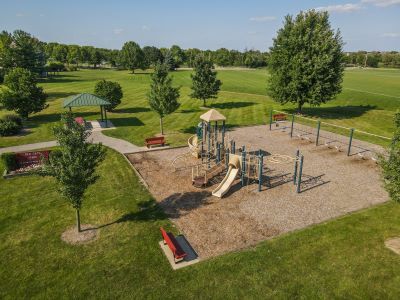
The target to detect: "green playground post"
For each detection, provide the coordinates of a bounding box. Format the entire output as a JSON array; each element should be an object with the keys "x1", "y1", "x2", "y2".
[
  {"x1": 232, "y1": 141, "x2": 236, "y2": 154},
  {"x1": 293, "y1": 149, "x2": 299, "y2": 184},
  {"x1": 269, "y1": 110, "x2": 273, "y2": 130},
  {"x1": 347, "y1": 128, "x2": 354, "y2": 156},
  {"x1": 216, "y1": 142, "x2": 220, "y2": 163},
  {"x1": 258, "y1": 152, "x2": 263, "y2": 192},
  {"x1": 290, "y1": 114, "x2": 295, "y2": 138},
  {"x1": 296, "y1": 155, "x2": 304, "y2": 193},
  {"x1": 225, "y1": 150, "x2": 229, "y2": 170},
  {"x1": 316, "y1": 121, "x2": 321, "y2": 146},
  {"x1": 222, "y1": 120, "x2": 225, "y2": 146},
  {"x1": 241, "y1": 149, "x2": 246, "y2": 186}
]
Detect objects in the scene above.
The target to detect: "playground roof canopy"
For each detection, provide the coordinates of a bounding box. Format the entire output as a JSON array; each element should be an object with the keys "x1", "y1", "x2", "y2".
[
  {"x1": 200, "y1": 109, "x2": 226, "y2": 122},
  {"x1": 63, "y1": 93, "x2": 110, "y2": 108}
]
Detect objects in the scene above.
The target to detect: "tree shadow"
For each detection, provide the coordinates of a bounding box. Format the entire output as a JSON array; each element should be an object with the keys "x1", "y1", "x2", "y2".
[
  {"x1": 283, "y1": 105, "x2": 377, "y2": 120},
  {"x1": 109, "y1": 117, "x2": 145, "y2": 127},
  {"x1": 46, "y1": 92, "x2": 77, "y2": 102},
  {"x1": 39, "y1": 75, "x2": 80, "y2": 84},
  {"x1": 112, "y1": 107, "x2": 151, "y2": 114},
  {"x1": 86, "y1": 199, "x2": 167, "y2": 230},
  {"x1": 210, "y1": 101, "x2": 257, "y2": 110},
  {"x1": 179, "y1": 108, "x2": 202, "y2": 114},
  {"x1": 26, "y1": 112, "x2": 97, "y2": 128},
  {"x1": 158, "y1": 191, "x2": 211, "y2": 218}
]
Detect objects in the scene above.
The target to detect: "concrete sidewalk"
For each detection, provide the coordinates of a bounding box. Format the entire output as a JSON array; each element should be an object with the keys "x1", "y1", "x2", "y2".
[
  {"x1": 0, "y1": 131, "x2": 151, "y2": 155},
  {"x1": 0, "y1": 141, "x2": 58, "y2": 154}
]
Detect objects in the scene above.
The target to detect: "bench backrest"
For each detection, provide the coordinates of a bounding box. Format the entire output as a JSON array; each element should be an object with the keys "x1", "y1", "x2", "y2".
[
  {"x1": 273, "y1": 113, "x2": 287, "y2": 121},
  {"x1": 146, "y1": 137, "x2": 165, "y2": 143},
  {"x1": 160, "y1": 227, "x2": 178, "y2": 253}
]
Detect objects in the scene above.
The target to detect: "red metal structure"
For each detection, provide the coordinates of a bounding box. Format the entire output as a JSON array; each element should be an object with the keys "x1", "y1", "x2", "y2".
[{"x1": 160, "y1": 227, "x2": 187, "y2": 263}]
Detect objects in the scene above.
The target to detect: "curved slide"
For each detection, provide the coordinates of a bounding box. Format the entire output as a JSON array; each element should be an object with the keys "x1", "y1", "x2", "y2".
[{"x1": 212, "y1": 155, "x2": 241, "y2": 198}]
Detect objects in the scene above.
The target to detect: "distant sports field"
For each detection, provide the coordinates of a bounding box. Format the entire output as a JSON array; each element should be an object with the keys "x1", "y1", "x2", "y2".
[{"x1": 1, "y1": 67, "x2": 399, "y2": 148}]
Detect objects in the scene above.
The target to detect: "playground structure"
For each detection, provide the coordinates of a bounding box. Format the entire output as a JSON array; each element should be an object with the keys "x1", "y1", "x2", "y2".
[
  {"x1": 172, "y1": 109, "x2": 308, "y2": 197},
  {"x1": 268, "y1": 109, "x2": 390, "y2": 162}
]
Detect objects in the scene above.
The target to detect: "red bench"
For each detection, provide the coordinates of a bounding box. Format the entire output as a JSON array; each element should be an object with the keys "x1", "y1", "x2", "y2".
[
  {"x1": 145, "y1": 136, "x2": 165, "y2": 148},
  {"x1": 160, "y1": 227, "x2": 187, "y2": 263},
  {"x1": 273, "y1": 113, "x2": 287, "y2": 122}
]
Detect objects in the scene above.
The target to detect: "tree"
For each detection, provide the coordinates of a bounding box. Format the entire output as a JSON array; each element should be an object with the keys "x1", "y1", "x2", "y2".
[
  {"x1": 143, "y1": 46, "x2": 163, "y2": 67},
  {"x1": 0, "y1": 68, "x2": 47, "y2": 119},
  {"x1": 148, "y1": 63, "x2": 180, "y2": 135},
  {"x1": 0, "y1": 30, "x2": 45, "y2": 79},
  {"x1": 268, "y1": 10, "x2": 344, "y2": 112},
  {"x1": 163, "y1": 50, "x2": 175, "y2": 71},
  {"x1": 120, "y1": 41, "x2": 148, "y2": 73},
  {"x1": 94, "y1": 80, "x2": 123, "y2": 111},
  {"x1": 380, "y1": 113, "x2": 400, "y2": 202},
  {"x1": 40, "y1": 113, "x2": 106, "y2": 232},
  {"x1": 53, "y1": 43, "x2": 69, "y2": 63},
  {"x1": 67, "y1": 45, "x2": 81, "y2": 67},
  {"x1": 89, "y1": 48, "x2": 103, "y2": 68},
  {"x1": 190, "y1": 56, "x2": 222, "y2": 107},
  {"x1": 169, "y1": 45, "x2": 185, "y2": 69}
]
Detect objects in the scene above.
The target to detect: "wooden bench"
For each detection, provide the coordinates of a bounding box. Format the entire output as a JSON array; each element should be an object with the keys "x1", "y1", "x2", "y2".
[
  {"x1": 160, "y1": 227, "x2": 187, "y2": 263},
  {"x1": 145, "y1": 136, "x2": 165, "y2": 148},
  {"x1": 273, "y1": 113, "x2": 287, "y2": 122}
]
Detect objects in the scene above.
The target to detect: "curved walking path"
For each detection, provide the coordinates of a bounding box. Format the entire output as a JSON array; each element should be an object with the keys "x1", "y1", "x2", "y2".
[{"x1": 0, "y1": 131, "x2": 152, "y2": 155}]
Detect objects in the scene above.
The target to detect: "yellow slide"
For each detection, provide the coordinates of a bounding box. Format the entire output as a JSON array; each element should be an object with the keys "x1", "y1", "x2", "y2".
[{"x1": 212, "y1": 155, "x2": 241, "y2": 198}]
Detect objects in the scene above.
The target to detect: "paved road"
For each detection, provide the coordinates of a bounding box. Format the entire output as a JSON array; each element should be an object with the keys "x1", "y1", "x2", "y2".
[{"x1": 0, "y1": 131, "x2": 151, "y2": 155}]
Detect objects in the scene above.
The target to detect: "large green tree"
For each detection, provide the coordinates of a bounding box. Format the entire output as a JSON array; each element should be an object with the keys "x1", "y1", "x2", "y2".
[
  {"x1": 120, "y1": 41, "x2": 148, "y2": 73},
  {"x1": 94, "y1": 80, "x2": 123, "y2": 111},
  {"x1": 40, "y1": 113, "x2": 106, "y2": 232},
  {"x1": 0, "y1": 30, "x2": 45, "y2": 80},
  {"x1": 143, "y1": 46, "x2": 163, "y2": 67},
  {"x1": 0, "y1": 68, "x2": 47, "y2": 119},
  {"x1": 380, "y1": 113, "x2": 400, "y2": 203},
  {"x1": 169, "y1": 45, "x2": 185, "y2": 69},
  {"x1": 148, "y1": 63, "x2": 180, "y2": 135},
  {"x1": 190, "y1": 56, "x2": 222, "y2": 107},
  {"x1": 268, "y1": 10, "x2": 344, "y2": 112}
]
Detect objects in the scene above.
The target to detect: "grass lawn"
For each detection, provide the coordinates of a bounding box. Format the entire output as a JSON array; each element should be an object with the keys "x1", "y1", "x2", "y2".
[
  {"x1": 1, "y1": 149, "x2": 400, "y2": 298},
  {"x1": 1, "y1": 68, "x2": 399, "y2": 148}
]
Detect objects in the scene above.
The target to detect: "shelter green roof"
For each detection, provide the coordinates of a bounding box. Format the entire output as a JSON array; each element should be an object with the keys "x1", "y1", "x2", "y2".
[{"x1": 63, "y1": 93, "x2": 110, "y2": 108}]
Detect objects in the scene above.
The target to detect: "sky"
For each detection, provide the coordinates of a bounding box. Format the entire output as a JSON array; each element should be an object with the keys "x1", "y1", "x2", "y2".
[{"x1": 0, "y1": 0, "x2": 399, "y2": 51}]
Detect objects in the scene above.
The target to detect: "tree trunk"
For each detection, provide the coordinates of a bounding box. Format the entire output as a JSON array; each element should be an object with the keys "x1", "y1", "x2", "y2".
[
  {"x1": 203, "y1": 99, "x2": 206, "y2": 107},
  {"x1": 76, "y1": 209, "x2": 81, "y2": 232},
  {"x1": 297, "y1": 102, "x2": 303, "y2": 114},
  {"x1": 160, "y1": 117, "x2": 164, "y2": 135}
]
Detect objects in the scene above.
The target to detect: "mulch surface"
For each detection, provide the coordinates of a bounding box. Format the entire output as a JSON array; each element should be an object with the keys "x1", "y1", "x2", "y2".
[{"x1": 127, "y1": 125, "x2": 388, "y2": 259}]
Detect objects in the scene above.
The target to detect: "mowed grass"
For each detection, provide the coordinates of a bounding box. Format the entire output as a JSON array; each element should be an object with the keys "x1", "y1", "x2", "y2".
[
  {"x1": 1, "y1": 68, "x2": 399, "y2": 148},
  {"x1": 1, "y1": 149, "x2": 400, "y2": 298}
]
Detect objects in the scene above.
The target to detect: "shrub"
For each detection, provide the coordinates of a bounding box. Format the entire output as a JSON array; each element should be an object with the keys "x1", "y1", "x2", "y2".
[
  {"x1": 1, "y1": 152, "x2": 17, "y2": 171},
  {"x1": 0, "y1": 119, "x2": 22, "y2": 136},
  {"x1": 94, "y1": 80, "x2": 123, "y2": 111},
  {"x1": 380, "y1": 112, "x2": 400, "y2": 202},
  {"x1": 3, "y1": 114, "x2": 23, "y2": 126}
]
